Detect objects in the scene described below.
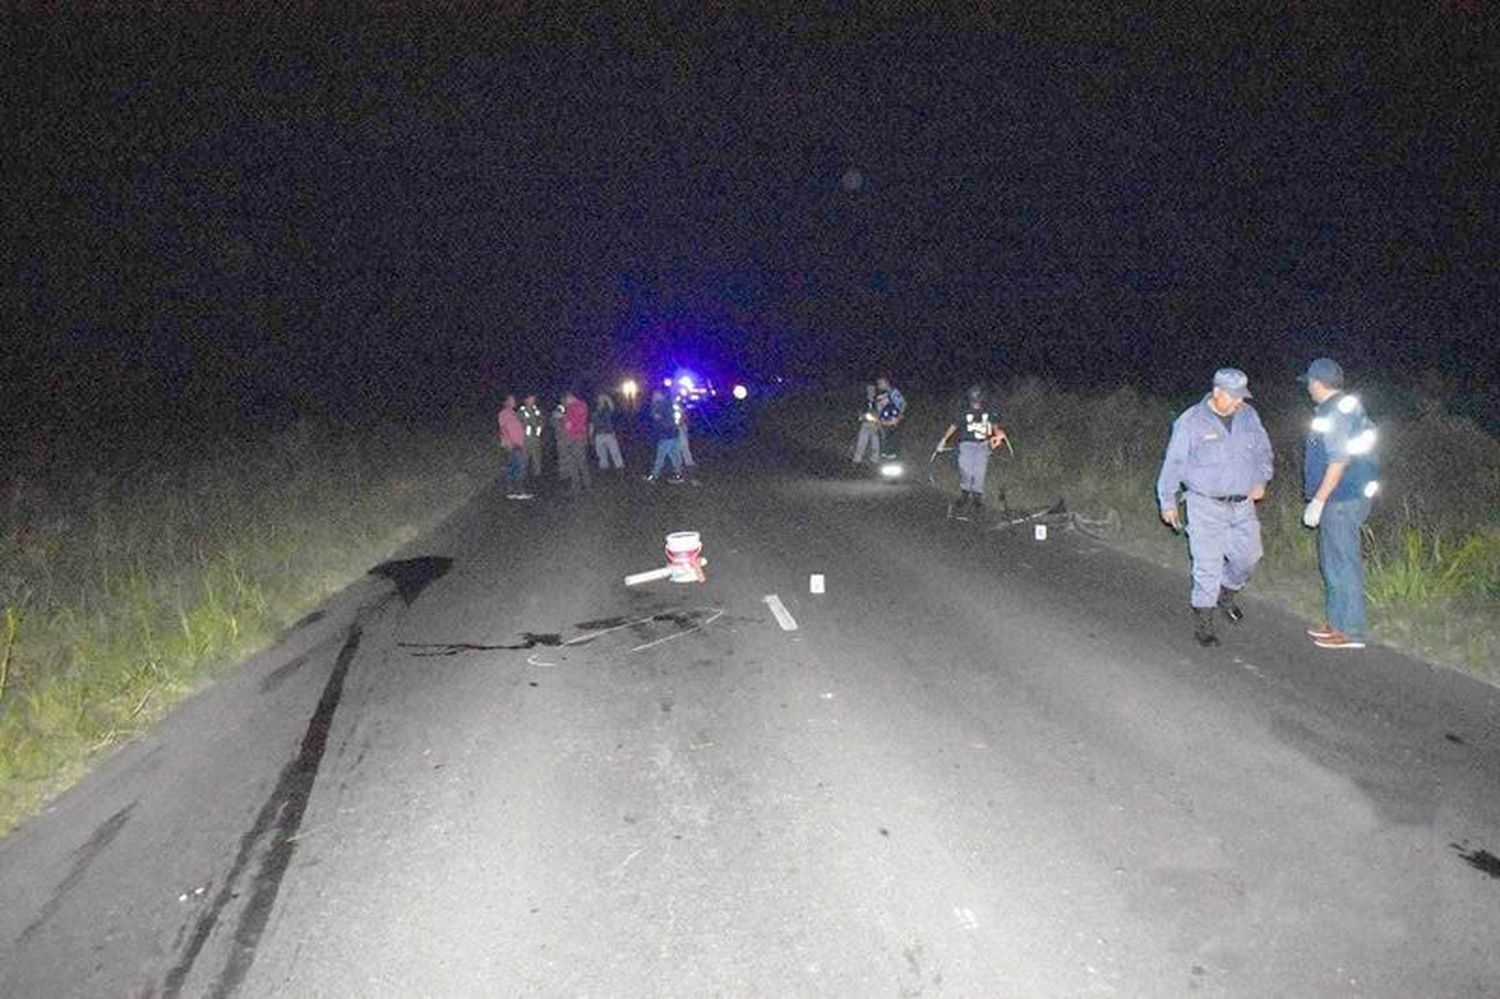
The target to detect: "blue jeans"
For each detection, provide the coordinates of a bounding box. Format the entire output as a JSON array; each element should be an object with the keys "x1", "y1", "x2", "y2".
[
  {"x1": 651, "y1": 438, "x2": 683, "y2": 478},
  {"x1": 505, "y1": 447, "x2": 525, "y2": 486},
  {"x1": 1184, "y1": 492, "x2": 1262, "y2": 608},
  {"x1": 1319, "y1": 497, "x2": 1370, "y2": 640}
]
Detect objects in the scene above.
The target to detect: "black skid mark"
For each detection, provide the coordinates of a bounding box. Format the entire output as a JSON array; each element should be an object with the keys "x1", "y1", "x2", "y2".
[
  {"x1": 368, "y1": 556, "x2": 453, "y2": 606},
  {"x1": 399, "y1": 633, "x2": 564, "y2": 656},
  {"x1": 19, "y1": 802, "x2": 136, "y2": 943},
  {"x1": 403, "y1": 610, "x2": 725, "y2": 659},
  {"x1": 161, "y1": 627, "x2": 362, "y2": 998}
]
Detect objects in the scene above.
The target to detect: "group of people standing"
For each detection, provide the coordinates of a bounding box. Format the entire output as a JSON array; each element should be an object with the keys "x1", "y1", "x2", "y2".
[
  {"x1": 496, "y1": 391, "x2": 630, "y2": 499},
  {"x1": 1157, "y1": 358, "x2": 1379, "y2": 651},
  {"x1": 496, "y1": 388, "x2": 700, "y2": 498}
]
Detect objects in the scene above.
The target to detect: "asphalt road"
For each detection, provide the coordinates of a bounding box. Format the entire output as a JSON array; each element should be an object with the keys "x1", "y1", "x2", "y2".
[{"x1": 3, "y1": 432, "x2": 1498, "y2": 998}]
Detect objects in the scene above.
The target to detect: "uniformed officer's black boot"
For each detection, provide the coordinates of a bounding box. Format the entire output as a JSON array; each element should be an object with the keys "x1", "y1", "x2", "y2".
[
  {"x1": 1217, "y1": 586, "x2": 1245, "y2": 624},
  {"x1": 1193, "y1": 607, "x2": 1219, "y2": 647}
]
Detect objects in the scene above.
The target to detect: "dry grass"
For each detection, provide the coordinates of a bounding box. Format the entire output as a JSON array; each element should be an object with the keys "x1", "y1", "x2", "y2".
[{"x1": 0, "y1": 418, "x2": 493, "y2": 833}]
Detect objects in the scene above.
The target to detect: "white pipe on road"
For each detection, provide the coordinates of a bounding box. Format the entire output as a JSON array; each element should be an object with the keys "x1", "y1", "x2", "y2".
[{"x1": 624, "y1": 566, "x2": 675, "y2": 586}]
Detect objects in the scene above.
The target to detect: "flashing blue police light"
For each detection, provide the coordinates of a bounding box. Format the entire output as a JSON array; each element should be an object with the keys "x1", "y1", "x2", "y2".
[{"x1": 732, "y1": 384, "x2": 749, "y2": 400}]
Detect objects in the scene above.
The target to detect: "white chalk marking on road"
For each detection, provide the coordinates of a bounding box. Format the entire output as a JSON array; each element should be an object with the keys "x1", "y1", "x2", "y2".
[
  {"x1": 526, "y1": 653, "x2": 557, "y2": 668},
  {"x1": 564, "y1": 614, "x2": 658, "y2": 646},
  {"x1": 763, "y1": 594, "x2": 798, "y2": 631},
  {"x1": 954, "y1": 907, "x2": 979, "y2": 930},
  {"x1": 630, "y1": 608, "x2": 725, "y2": 653}
]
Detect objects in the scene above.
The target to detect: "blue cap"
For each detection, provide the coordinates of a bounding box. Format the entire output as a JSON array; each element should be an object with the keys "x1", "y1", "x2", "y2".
[
  {"x1": 1212, "y1": 368, "x2": 1252, "y2": 399},
  {"x1": 1300, "y1": 357, "x2": 1345, "y2": 388}
]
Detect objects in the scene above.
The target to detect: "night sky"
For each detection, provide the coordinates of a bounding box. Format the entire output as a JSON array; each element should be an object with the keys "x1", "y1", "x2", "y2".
[{"x1": 6, "y1": 4, "x2": 1497, "y2": 447}]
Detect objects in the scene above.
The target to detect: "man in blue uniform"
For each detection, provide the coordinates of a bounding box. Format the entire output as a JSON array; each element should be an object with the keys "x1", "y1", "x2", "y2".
[
  {"x1": 1156, "y1": 368, "x2": 1275, "y2": 647},
  {"x1": 874, "y1": 375, "x2": 906, "y2": 462},
  {"x1": 935, "y1": 385, "x2": 1007, "y2": 521},
  {"x1": 1301, "y1": 358, "x2": 1380, "y2": 650}
]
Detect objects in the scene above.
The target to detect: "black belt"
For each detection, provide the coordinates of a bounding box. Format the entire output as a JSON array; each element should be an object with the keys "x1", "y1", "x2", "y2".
[{"x1": 1192, "y1": 491, "x2": 1249, "y2": 503}]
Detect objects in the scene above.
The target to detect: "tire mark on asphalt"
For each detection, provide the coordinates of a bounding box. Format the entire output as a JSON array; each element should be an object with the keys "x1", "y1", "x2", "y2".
[
  {"x1": 17, "y1": 802, "x2": 136, "y2": 944},
  {"x1": 161, "y1": 625, "x2": 363, "y2": 998}
]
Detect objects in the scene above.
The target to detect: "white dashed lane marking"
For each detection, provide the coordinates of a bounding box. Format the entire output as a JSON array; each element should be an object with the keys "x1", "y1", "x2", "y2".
[{"x1": 763, "y1": 594, "x2": 799, "y2": 631}]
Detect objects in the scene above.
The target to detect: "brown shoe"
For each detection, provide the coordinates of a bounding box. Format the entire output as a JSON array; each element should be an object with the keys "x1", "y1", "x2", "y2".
[
  {"x1": 1306, "y1": 623, "x2": 1338, "y2": 640},
  {"x1": 1313, "y1": 630, "x2": 1366, "y2": 650}
]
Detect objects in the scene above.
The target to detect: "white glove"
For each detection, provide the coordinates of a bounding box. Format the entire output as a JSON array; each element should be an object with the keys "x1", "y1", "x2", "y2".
[{"x1": 1302, "y1": 498, "x2": 1325, "y2": 528}]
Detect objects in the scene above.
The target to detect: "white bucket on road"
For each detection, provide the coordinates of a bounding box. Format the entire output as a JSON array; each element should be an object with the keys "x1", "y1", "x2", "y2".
[{"x1": 665, "y1": 531, "x2": 705, "y2": 583}]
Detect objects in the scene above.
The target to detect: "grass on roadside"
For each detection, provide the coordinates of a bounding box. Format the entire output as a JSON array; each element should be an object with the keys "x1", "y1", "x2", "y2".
[
  {"x1": 0, "y1": 419, "x2": 495, "y2": 834},
  {"x1": 770, "y1": 380, "x2": 1499, "y2": 681}
]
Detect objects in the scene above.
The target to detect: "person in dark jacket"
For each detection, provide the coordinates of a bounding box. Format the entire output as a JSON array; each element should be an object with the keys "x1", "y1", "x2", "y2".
[
  {"x1": 593, "y1": 393, "x2": 625, "y2": 472},
  {"x1": 646, "y1": 390, "x2": 685, "y2": 483}
]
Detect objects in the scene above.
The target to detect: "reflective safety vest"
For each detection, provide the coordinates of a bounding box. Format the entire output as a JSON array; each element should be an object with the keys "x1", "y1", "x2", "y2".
[
  {"x1": 1305, "y1": 391, "x2": 1380, "y2": 501},
  {"x1": 959, "y1": 408, "x2": 1001, "y2": 443},
  {"x1": 876, "y1": 388, "x2": 904, "y2": 423},
  {"x1": 518, "y1": 404, "x2": 544, "y2": 438}
]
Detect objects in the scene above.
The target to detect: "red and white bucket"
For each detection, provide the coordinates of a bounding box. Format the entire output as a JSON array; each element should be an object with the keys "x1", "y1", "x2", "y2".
[
  {"x1": 664, "y1": 531, "x2": 705, "y2": 583},
  {"x1": 624, "y1": 531, "x2": 707, "y2": 586}
]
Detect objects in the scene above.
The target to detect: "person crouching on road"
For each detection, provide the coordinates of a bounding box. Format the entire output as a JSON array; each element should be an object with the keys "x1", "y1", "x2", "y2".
[
  {"x1": 1301, "y1": 358, "x2": 1379, "y2": 650},
  {"x1": 646, "y1": 389, "x2": 685, "y2": 482},
  {"x1": 497, "y1": 394, "x2": 530, "y2": 499},
  {"x1": 557, "y1": 390, "x2": 592, "y2": 494},
  {"x1": 519, "y1": 394, "x2": 546, "y2": 481},
  {"x1": 1156, "y1": 368, "x2": 1274, "y2": 647},
  {"x1": 936, "y1": 384, "x2": 1007, "y2": 521},
  {"x1": 593, "y1": 392, "x2": 625, "y2": 472},
  {"x1": 852, "y1": 382, "x2": 881, "y2": 465}
]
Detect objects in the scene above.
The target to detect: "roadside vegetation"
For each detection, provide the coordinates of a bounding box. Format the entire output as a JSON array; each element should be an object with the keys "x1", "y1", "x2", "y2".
[
  {"x1": 0, "y1": 419, "x2": 493, "y2": 833},
  {"x1": 772, "y1": 380, "x2": 1499, "y2": 681}
]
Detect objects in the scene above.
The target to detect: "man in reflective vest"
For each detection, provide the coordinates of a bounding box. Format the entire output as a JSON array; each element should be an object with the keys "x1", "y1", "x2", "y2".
[
  {"x1": 935, "y1": 385, "x2": 1007, "y2": 521},
  {"x1": 1301, "y1": 358, "x2": 1380, "y2": 650},
  {"x1": 1156, "y1": 368, "x2": 1274, "y2": 647},
  {"x1": 518, "y1": 394, "x2": 546, "y2": 481}
]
